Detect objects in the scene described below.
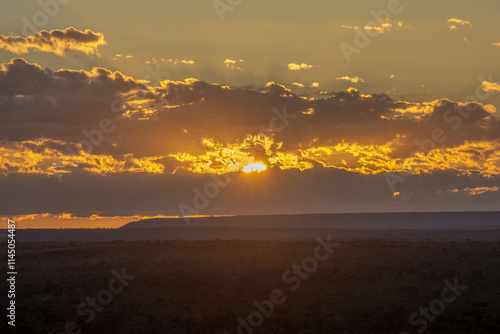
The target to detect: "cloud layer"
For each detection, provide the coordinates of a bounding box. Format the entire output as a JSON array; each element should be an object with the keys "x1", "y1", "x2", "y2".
[{"x1": 1, "y1": 58, "x2": 499, "y2": 217}]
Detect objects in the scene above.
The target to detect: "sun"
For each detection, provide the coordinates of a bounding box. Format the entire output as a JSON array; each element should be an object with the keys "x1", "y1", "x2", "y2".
[{"x1": 243, "y1": 162, "x2": 267, "y2": 173}]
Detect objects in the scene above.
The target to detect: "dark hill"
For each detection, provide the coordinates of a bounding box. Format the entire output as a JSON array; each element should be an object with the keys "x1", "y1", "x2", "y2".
[{"x1": 121, "y1": 211, "x2": 500, "y2": 230}]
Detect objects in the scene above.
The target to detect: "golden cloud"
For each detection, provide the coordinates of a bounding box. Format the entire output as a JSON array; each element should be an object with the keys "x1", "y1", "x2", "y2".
[
  {"x1": 363, "y1": 22, "x2": 393, "y2": 34},
  {"x1": 287, "y1": 63, "x2": 313, "y2": 71},
  {"x1": 224, "y1": 58, "x2": 243, "y2": 71},
  {"x1": 169, "y1": 131, "x2": 500, "y2": 178},
  {"x1": 481, "y1": 80, "x2": 500, "y2": 93},
  {"x1": 447, "y1": 18, "x2": 471, "y2": 30},
  {"x1": 113, "y1": 54, "x2": 134, "y2": 61},
  {"x1": 170, "y1": 134, "x2": 276, "y2": 174},
  {"x1": 447, "y1": 18, "x2": 470, "y2": 25},
  {"x1": 342, "y1": 22, "x2": 402, "y2": 34},
  {"x1": 336, "y1": 76, "x2": 365, "y2": 83},
  {"x1": 0, "y1": 139, "x2": 165, "y2": 176},
  {"x1": 450, "y1": 186, "x2": 499, "y2": 196},
  {"x1": 0, "y1": 27, "x2": 106, "y2": 56},
  {"x1": 145, "y1": 58, "x2": 195, "y2": 65}
]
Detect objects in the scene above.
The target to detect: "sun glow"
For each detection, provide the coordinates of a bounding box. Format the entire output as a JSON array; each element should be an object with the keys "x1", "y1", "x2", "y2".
[{"x1": 243, "y1": 162, "x2": 267, "y2": 173}]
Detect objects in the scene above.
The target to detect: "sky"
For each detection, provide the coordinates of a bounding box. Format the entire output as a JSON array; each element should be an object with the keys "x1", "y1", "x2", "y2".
[{"x1": 0, "y1": 0, "x2": 499, "y2": 228}]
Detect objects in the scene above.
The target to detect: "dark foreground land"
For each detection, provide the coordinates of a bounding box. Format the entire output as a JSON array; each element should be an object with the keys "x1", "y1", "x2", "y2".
[{"x1": 2, "y1": 239, "x2": 500, "y2": 334}]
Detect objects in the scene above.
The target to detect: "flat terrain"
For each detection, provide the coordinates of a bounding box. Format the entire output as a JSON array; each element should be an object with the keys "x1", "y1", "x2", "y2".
[
  {"x1": 10, "y1": 227, "x2": 500, "y2": 242},
  {"x1": 2, "y1": 239, "x2": 500, "y2": 333}
]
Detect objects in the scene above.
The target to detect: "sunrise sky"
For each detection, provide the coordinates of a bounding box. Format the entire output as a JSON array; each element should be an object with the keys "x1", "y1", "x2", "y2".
[{"x1": 1, "y1": 0, "x2": 499, "y2": 228}]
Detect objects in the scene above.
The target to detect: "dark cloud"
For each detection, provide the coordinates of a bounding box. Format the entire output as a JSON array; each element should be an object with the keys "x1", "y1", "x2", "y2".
[
  {"x1": 1, "y1": 60, "x2": 498, "y2": 155},
  {"x1": 1, "y1": 168, "x2": 499, "y2": 217},
  {"x1": 0, "y1": 58, "x2": 143, "y2": 141}
]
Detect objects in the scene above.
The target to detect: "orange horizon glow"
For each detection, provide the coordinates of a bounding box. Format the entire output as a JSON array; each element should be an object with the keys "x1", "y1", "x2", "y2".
[{"x1": 0, "y1": 213, "x2": 236, "y2": 229}]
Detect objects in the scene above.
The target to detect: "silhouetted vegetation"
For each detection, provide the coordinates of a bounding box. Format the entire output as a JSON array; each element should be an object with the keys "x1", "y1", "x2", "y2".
[{"x1": 1, "y1": 239, "x2": 500, "y2": 333}]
